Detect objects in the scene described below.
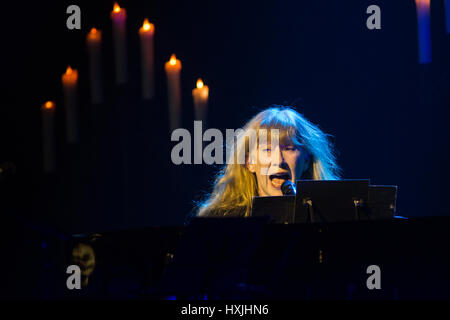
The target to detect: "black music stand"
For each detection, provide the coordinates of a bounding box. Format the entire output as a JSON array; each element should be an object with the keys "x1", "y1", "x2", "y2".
[
  {"x1": 294, "y1": 179, "x2": 371, "y2": 223},
  {"x1": 249, "y1": 180, "x2": 398, "y2": 224},
  {"x1": 368, "y1": 185, "x2": 398, "y2": 219},
  {"x1": 251, "y1": 195, "x2": 295, "y2": 223}
]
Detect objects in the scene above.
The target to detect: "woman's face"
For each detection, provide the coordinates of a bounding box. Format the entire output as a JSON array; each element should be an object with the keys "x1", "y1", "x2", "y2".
[{"x1": 247, "y1": 139, "x2": 310, "y2": 197}]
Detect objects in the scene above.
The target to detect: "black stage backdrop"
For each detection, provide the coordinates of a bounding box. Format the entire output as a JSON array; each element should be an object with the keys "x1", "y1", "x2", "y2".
[{"x1": 1, "y1": 0, "x2": 449, "y2": 234}]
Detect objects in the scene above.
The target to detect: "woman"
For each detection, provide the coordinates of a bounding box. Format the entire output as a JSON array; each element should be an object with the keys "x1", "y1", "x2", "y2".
[{"x1": 196, "y1": 105, "x2": 341, "y2": 217}]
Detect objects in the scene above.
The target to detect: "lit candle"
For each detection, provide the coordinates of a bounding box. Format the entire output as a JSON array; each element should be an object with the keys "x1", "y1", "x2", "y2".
[
  {"x1": 139, "y1": 18, "x2": 155, "y2": 100},
  {"x1": 415, "y1": 0, "x2": 431, "y2": 64},
  {"x1": 110, "y1": 2, "x2": 127, "y2": 84},
  {"x1": 86, "y1": 28, "x2": 103, "y2": 104},
  {"x1": 41, "y1": 101, "x2": 56, "y2": 173},
  {"x1": 164, "y1": 54, "x2": 182, "y2": 130},
  {"x1": 62, "y1": 66, "x2": 79, "y2": 143},
  {"x1": 192, "y1": 78, "x2": 209, "y2": 124}
]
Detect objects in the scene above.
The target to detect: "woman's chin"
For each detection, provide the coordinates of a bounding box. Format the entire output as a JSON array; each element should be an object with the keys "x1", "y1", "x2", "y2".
[{"x1": 267, "y1": 188, "x2": 283, "y2": 197}]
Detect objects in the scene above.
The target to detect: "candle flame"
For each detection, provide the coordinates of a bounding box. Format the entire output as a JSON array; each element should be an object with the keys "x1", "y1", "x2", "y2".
[
  {"x1": 196, "y1": 79, "x2": 204, "y2": 89},
  {"x1": 169, "y1": 54, "x2": 177, "y2": 65},
  {"x1": 66, "y1": 66, "x2": 73, "y2": 75},
  {"x1": 415, "y1": 0, "x2": 430, "y2": 6},
  {"x1": 113, "y1": 2, "x2": 121, "y2": 13},
  {"x1": 44, "y1": 101, "x2": 54, "y2": 110},
  {"x1": 143, "y1": 18, "x2": 151, "y2": 31},
  {"x1": 90, "y1": 28, "x2": 97, "y2": 34}
]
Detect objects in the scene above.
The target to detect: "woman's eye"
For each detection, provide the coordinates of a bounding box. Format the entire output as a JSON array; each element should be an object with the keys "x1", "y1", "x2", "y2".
[
  {"x1": 285, "y1": 147, "x2": 296, "y2": 151},
  {"x1": 263, "y1": 148, "x2": 271, "y2": 152}
]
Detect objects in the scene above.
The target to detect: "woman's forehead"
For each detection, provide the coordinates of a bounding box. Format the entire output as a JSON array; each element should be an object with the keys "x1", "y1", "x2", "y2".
[
  {"x1": 256, "y1": 128, "x2": 301, "y2": 145},
  {"x1": 257, "y1": 142, "x2": 301, "y2": 148}
]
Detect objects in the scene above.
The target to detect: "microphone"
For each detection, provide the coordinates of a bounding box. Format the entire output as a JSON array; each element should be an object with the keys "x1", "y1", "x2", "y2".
[{"x1": 281, "y1": 180, "x2": 296, "y2": 195}]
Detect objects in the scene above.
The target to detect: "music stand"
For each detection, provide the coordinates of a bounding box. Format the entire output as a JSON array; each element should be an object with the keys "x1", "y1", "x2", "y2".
[
  {"x1": 367, "y1": 185, "x2": 398, "y2": 219},
  {"x1": 251, "y1": 195, "x2": 295, "y2": 223},
  {"x1": 294, "y1": 179, "x2": 370, "y2": 223}
]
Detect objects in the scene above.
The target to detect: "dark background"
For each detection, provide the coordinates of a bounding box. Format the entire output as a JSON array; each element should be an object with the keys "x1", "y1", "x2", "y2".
[{"x1": 1, "y1": 0, "x2": 450, "y2": 235}]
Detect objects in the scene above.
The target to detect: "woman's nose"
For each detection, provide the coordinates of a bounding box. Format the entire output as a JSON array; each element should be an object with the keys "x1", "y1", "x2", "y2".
[{"x1": 272, "y1": 146, "x2": 285, "y2": 164}]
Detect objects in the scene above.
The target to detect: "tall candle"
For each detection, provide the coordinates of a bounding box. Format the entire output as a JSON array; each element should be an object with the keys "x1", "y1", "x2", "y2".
[
  {"x1": 192, "y1": 78, "x2": 209, "y2": 124},
  {"x1": 446, "y1": 0, "x2": 450, "y2": 34},
  {"x1": 86, "y1": 28, "x2": 103, "y2": 104},
  {"x1": 41, "y1": 101, "x2": 56, "y2": 173},
  {"x1": 62, "y1": 66, "x2": 79, "y2": 143},
  {"x1": 415, "y1": 0, "x2": 431, "y2": 64},
  {"x1": 139, "y1": 18, "x2": 155, "y2": 100},
  {"x1": 165, "y1": 54, "x2": 182, "y2": 130},
  {"x1": 111, "y1": 2, "x2": 127, "y2": 84}
]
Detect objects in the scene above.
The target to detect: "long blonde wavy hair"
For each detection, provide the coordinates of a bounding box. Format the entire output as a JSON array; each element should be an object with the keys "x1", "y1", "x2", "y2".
[{"x1": 196, "y1": 106, "x2": 341, "y2": 217}]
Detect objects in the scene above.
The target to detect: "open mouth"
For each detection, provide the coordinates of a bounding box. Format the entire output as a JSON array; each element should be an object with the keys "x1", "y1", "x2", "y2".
[{"x1": 269, "y1": 172, "x2": 291, "y2": 189}]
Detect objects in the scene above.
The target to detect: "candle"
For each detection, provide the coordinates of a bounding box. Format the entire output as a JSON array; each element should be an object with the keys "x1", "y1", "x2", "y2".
[
  {"x1": 415, "y1": 0, "x2": 431, "y2": 64},
  {"x1": 41, "y1": 101, "x2": 56, "y2": 173},
  {"x1": 86, "y1": 28, "x2": 103, "y2": 104},
  {"x1": 446, "y1": 0, "x2": 450, "y2": 34},
  {"x1": 139, "y1": 18, "x2": 155, "y2": 100},
  {"x1": 62, "y1": 66, "x2": 79, "y2": 143},
  {"x1": 111, "y1": 2, "x2": 127, "y2": 84},
  {"x1": 165, "y1": 54, "x2": 182, "y2": 130},
  {"x1": 192, "y1": 78, "x2": 209, "y2": 124}
]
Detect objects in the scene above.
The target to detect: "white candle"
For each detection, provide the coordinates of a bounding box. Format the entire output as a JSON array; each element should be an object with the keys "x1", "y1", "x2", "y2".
[
  {"x1": 192, "y1": 78, "x2": 209, "y2": 124},
  {"x1": 415, "y1": 0, "x2": 431, "y2": 64},
  {"x1": 86, "y1": 28, "x2": 103, "y2": 104},
  {"x1": 41, "y1": 101, "x2": 56, "y2": 173},
  {"x1": 446, "y1": 0, "x2": 450, "y2": 34},
  {"x1": 165, "y1": 54, "x2": 182, "y2": 130},
  {"x1": 62, "y1": 66, "x2": 79, "y2": 143},
  {"x1": 111, "y1": 2, "x2": 127, "y2": 85},
  {"x1": 139, "y1": 19, "x2": 155, "y2": 100}
]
